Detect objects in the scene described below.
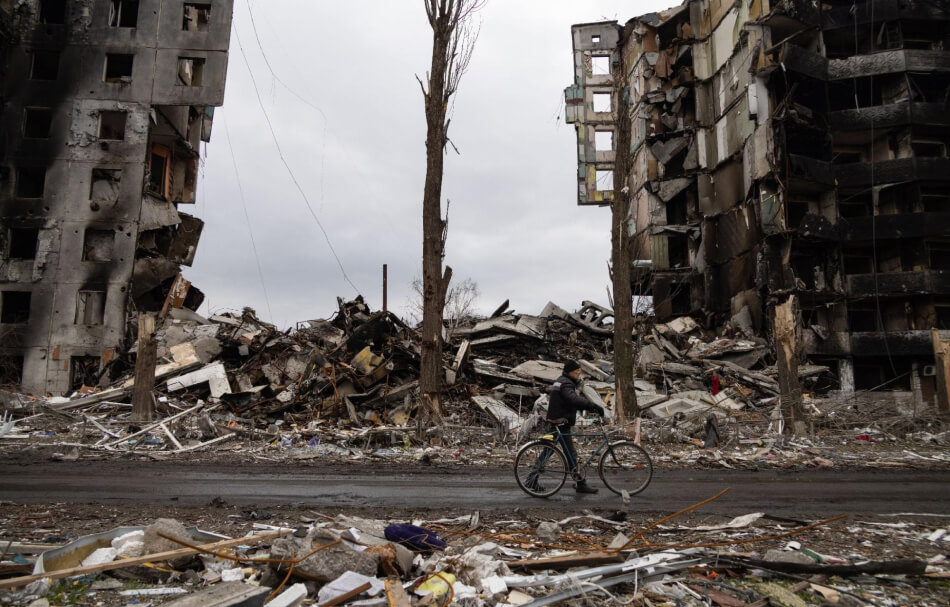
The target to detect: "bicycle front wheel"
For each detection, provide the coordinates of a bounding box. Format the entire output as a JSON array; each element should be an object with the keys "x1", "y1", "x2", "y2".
[
  {"x1": 599, "y1": 440, "x2": 653, "y2": 496},
  {"x1": 514, "y1": 440, "x2": 568, "y2": 498}
]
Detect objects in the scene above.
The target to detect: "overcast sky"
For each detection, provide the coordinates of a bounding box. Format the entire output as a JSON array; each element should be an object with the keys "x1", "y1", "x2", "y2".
[{"x1": 186, "y1": 0, "x2": 672, "y2": 328}]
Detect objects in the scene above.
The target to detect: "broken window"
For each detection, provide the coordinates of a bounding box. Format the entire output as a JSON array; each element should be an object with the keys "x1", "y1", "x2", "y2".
[
  {"x1": 670, "y1": 284, "x2": 691, "y2": 316},
  {"x1": 594, "y1": 130, "x2": 613, "y2": 152},
  {"x1": 182, "y1": 3, "x2": 211, "y2": 32},
  {"x1": 665, "y1": 196, "x2": 687, "y2": 226},
  {"x1": 82, "y1": 229, "x2": 115, "y2": 262},
  {"x1": 15, "y1": 168, "x2": 45, "y2": 199},
  {"x1": 911, "y1": 139, "x2": 947, "y2": 158},
  {"x1": 595, "y1": 169, "x2": 613, "y2": 191},
  {"x1": 8, "y1": 228, "x2": 39, "y2": 260},
  {"x1": 0, "y1": 291, "x2": 32, "y2": 324},
  {"x1": 591, "y1": 35, "x2": 601, "y2": 44},
  {"x1": 930, "y1": 244, "x2": 950, "y2": 271},
  {"x1": 667, "y1": 234, "x2": 689, "y2": 268},
  {"x1": 177, "y1": 57, "x2": 205, "y2": 86},
  {"x1": 109, "y1": 0, "x2": 139, "y2": 27},
  {"x1": 23, "y1": 108, "x2": 52, "y2": 139},
  {"x1": 148, "y1": 145, "x2": 170, "y2": 198},
  {"x1": 30, "y1": 50, "x2": 60, "y2": 80},
  {"x1": 90, "y1": 168, "x2": 122, "y2": 209},
  {"x1": 0, "y1": 356, "x2": 24, "y2": 387},
  {"x1": 843, "y1": 250, "x2": 874, "y2": 274},
  {"x1": 591, "y1": 55, "x2": 610, "y2": 75},
  {"x1": 921, "y1": 184, "x2": 950, "y2": 213},
  {"x1": 847, "y1": 307, "x2": 878, "y2": 332},
  {"x1": 592, "y1": 93, "x2": 612, "y2": 113},
  {"x1": 75, "y1": 290, "x2": 106, "y2": 325},
  {"x1": 97, "y1": 111, "x2": 127, "y2": 140},
  {"x1": 104, "y1": 53, "x2": 134, "y2": 83},
  {"x1": 38, "y1": 0, "x2": 66, "y2": 24},
  {"x1": 70, "y1": 356, "x2": 101, "y2": 391}
]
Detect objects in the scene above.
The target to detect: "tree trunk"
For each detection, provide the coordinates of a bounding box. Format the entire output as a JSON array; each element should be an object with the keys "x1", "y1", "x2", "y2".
[
  {"x1": 131, "y1": 313, "x2": 157, "y2": 423},
  {"x1": 420, "y1": 25, "x2": 452, "y2": 422},
  {"x1": 612, "y1": 58, "x2": 638, "y2": 423}
]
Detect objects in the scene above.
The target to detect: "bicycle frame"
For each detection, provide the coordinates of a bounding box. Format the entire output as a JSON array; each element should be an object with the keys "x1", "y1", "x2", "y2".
[{"x1": 547, "y1": 423, "x2": 614, "y2": 474}]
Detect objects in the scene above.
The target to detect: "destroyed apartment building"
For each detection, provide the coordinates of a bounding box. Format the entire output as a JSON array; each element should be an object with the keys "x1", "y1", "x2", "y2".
[
  {"x1": 567, "y1": 0, "x2": 950, "y2": 402},
  {"x1": 0, "y1": 0, "x2": 233, "y2": 394}
]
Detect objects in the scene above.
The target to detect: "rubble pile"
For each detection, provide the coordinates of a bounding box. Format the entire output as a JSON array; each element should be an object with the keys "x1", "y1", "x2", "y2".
[
  {"x1": 1, "y1": 297, "x2": 948, "y2": 468},
  {"x1": 1, "y1": 504, "x2": 949, "y2": 607}
]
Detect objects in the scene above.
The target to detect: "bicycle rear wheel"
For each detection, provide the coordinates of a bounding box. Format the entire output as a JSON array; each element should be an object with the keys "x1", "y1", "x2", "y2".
[
  {"x1": 514, "y1": 440, "x2": 568, "y2": 498},
  {"x1": 598, "y1": 441, "x2": 653, "y2": 496}
]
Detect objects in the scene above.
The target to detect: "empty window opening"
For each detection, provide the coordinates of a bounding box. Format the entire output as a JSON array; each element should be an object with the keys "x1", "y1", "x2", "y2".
[
  {"x1": 104, "y1": 54, "x2": 134, "y2": 82},
  {"x1": 39, "y1": 0, "x2": 66, "y2": 24},
  {"x1": 930, "y1": 245, "x2": 950, "y2": 271},
  {"x1": 98, "y1": 111, "x2": 127, "y2": 140},
  {"x1": 854, "y1": 357, "x2": 911, "y2": 391},
  {"x1": 911, "y1": 139, "x2": 947, "y2": 158},
  {"x1": 8, "y1": 228, "x2": 39, "y2": 260},
  {"x1": 595, "y1": 169, "x2": 614, "y2": 191},
  {"x1": 921, "y1": 184, "x2": 950, "y2": 213},
  {"x1": 23, "y1": 108, "x2": 52, "y2": 139},
  {"x1": 0, "y1": 291, "x2": 32, "y2": 324},
  {"x1": 595, "y1": 130, "x2": 614, "y2": 152},
  {"x1": 592, "y1": 93, "x2": 612, "y2": 113},
  {"x1": 82, "y1": 229, "x2": 115, "y2": 262},
  {"x1": 177, "y1": 57, "x2": 205, "y2": 86},
  {"x1": 937, "y1": 306, "x2": 950, "y2": 330},
  {"x1": 148, "y1": 145, "x2": 170, "y2": 197},
  {"x1": 90, "y1": 168, "x2": 122, "y2": 208},
  {"x1": 70, "y1": 356, "x2": 101, "y2": 391},
  {"x1": 787, "y1": 200, "x2": 809, "y2": 229},
  {"x1": 591, "y1": 34, "x2": 601, "y2": 44},
  {"x1": 668, "y1": 234, "x2": 689, "y2": 268},
  {"x1": 843, "y1": 251, "x2": 874, "y2": 274},
  {"x1": 670, "y1": 284, "x2": 691, "y2": 316},
  {"x1": 30, "y1": 50, "x2": 60, "y2": 80},
  {"x1": 75, "y1": 290, "x2": 106, "y2": 325},
  {"x1": 0, "y1": 356, "x2": 24, "y2": 387},
  {"x1": 591, "y1": 55, "x2": 611, "y2": 75},
  {"x1": 666, "y1": 196, "x2": 687, "y2": 225},
  {"x1": 15, "y1": 168, "x2": 45, "y2": 199},
  {"x1": 848, "y1": 308, "x2": 878, "y2": 332},
  {"x1": 109, "y1": 0, "x2": 139, "y2": 27},
  {"x1": 182, "y1": 3, "x2": 211, "y2": 31}
]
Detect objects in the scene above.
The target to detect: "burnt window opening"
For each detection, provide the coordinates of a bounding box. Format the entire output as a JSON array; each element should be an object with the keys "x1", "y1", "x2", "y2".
[
  {"x1": 98, "y1": 111, "x2": 127, "y2": 140},
  {"x1": 930, "y1": 245, "x2": 950, "y2": 271},
  {"x1": 0, "y1": 291, "x2": 32, "y2": 324},
  {"x1": 908, "y1": 73, "x2": 950, "y2": 103},
  {"x1": 182, "y1": 3, "x2": 212, "y2": 31},
  {"x1": 39, "y1": 0, "x2": 67, "y2": 24},
  {"x1": 70, "y1": 356, "x2": 101, "y2": 391},
  {"x1": 177, "y1": 57, "x2": 206, "y2": 86},
  {"x1": 666, "y1": 195, "x2": 687, "y2": 225},
  {"x1": 15, "y1": 168, "x2": 46, "y2": 199},
  {"x1": 853, "y1": 357, "x2": 912, "y2": 391},
  {"x1": 791, "y1": 256, "x2": 817, "y2": 290},
  {"x1": 592, "y1": 92, "x2": 612, "y2": 112},
  {"x1": 594, "y1": 130, "x2": 613, "y2": 152},
  {"x1": 838, "y1": 189, "x2": 873, "y2": 218},
  {"x1": 148, "y1": 145, "x2": 170, "y2": 198},
  {"x1": 591, "y1": 55, "x2": 611, "y2": 75},
  {"x1": 0, "y1": 356, "x2": 24, "y2": 387},
  {"x1": 911, "y1": 139, "x2": 947, "y2": 158},
  {"x1": 670, "y1": 284, "x2": 691, "y2": 316},
  {"x1": 787, "y1": 200, "x2": 809, "y2": 229},
  {"x1": 8, "y1": 228, "x2": 39, "y2": 260},
  {"x1": 847, "y1": 307, "x2": 879, "y2": 332},
  {"x1": 23, "y1": 108, "x2": 52, "y2": 139},
  {"x1": 109, "y1": 0, "x2": 139, "y2": 27},
  {"x1": 921, "y1": 184, "x2": 950, "y2": 213},
  {"x1": 82, "y1": 229, "x2": 115, "y2": 262},
  {"x1": 75, "y1": 290, "x2": 106, "y2": 325},
  {"x1": 90, "y1": 168, "x2": 122, "y2": 209},
  {"x1": 843, "y1": 250, "x2": 874, "y2": 274},
  {"x1": 936, "y1": 306, "x2": 950, "y2": 330},
  {"x1": 30, "y1": 50, "x2": 60, "y2": 80},
  {"x1": 104, "y1": 53, "x2": 134, "y2": 83},
  {"x1": 667, "y1": 234, "x2": 689, "y2": 268},
  {"x1": 595, "y1": 169, "x2": 613, "y2": 191}
]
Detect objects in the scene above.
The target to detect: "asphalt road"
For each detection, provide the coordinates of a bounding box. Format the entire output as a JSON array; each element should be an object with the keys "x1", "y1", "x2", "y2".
[{"x1": 2, "y1": 462, "x2": 949, "y2": 517}]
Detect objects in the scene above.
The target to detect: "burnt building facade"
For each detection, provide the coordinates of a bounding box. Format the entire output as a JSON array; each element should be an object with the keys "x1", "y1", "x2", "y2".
[
  {"x1": 568, "y1": 0, "x2": 950, "y2": 398},
  {"x1": 0, "y1": 0, "x2": 232, "y2": 394}
]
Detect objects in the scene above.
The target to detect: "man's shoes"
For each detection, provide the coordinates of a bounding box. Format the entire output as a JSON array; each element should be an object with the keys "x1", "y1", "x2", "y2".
[{"x1": 575, "y1": 482, "x2": 599, "y2": 494}]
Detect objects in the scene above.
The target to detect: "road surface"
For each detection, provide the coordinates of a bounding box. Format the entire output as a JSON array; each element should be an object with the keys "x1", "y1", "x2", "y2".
[{"x1": 2, "y1": 462, "x2": 948, "y2": 517}]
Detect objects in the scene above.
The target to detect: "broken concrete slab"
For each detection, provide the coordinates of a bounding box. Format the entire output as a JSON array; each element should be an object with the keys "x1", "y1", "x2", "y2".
[
  {"x1": 510, "y1": 360, "x2": 563, "y2": 383},
  {"x1": 161, "y1": 582, "x2": 271, "y2": 607},
  {"x1": 270, "y1": 528, "x2": 378, "y2": 583},
  {"x1": 472, "y1": 395, "x2": 523, "y2": 432},
  {"x1": 166, "y1": 363, "x2": 231, "y2": 398}
]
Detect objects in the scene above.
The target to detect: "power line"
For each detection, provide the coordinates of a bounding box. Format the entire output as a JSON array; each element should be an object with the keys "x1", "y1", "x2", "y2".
[
  {"x1": 232, "y1": 22, "x2": 361, "y2": 295},
  {"x1": 222, "y1": 113, "x2": 275, "y2": 323}
]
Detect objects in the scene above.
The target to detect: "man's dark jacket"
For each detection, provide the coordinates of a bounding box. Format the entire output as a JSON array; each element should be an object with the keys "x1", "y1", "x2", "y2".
[{"x1": 546, "y1": 374, "x2": 603, "y2": 426}]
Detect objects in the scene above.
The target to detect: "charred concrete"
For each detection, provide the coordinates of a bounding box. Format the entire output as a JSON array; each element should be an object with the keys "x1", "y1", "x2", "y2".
[{"x1": 0, "y1": 0, "x2": 233, "y2": 394}]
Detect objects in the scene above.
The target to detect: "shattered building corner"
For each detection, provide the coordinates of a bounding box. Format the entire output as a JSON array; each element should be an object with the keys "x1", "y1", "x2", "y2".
[
  {"x1": 567, "y1": 0, "x2": 950, "y2": 404},
  {"x1": 0, "y1": 0, "x2": 233, "y2": 394}
]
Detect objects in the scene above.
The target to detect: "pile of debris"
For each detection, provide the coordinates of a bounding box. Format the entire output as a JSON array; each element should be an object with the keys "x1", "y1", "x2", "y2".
[
  {"x1": 2, "y1": 498, "x2": 949, "y2": 606},
  {"x1": 1, "y1": 297, "x2": 948, "y2": 468}
]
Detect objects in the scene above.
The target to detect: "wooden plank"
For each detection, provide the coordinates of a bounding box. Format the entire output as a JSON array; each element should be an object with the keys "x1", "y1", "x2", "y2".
[
  {"x1": 385, "y1": 579, "x2": 412, "y2": 607},
  {"x1": 0, "y1": 530, "x2": 286, "y2": 590},
  {"x1": 508, "y1": 551, "x2": 624, "y2": 570},
  {"x1": 175, "y1": 433, "x2": 234, "y2": 453},
  {"x1": 160, "y1": 423, "x2": 184, "y2": 450},
  {"x1": 318, "y1": 582, "x2": 371, "y2": 607}
]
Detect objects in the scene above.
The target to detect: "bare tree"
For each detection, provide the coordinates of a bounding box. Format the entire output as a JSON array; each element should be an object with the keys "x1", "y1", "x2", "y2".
[
  {"x1": 417, "y1": 0, "x2": 483, "y2": 422},
  {"x1": 406, "y1": 277, "x2": 481, "y2": 328},
  {"x1": 611, "y1": 53, "x2": 639, "y2": 424}
]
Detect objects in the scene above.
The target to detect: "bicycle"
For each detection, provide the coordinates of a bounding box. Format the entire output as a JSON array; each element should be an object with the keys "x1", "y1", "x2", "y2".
[{"x1": 514, "y1": 417, "x2": 653, "y2": 498}]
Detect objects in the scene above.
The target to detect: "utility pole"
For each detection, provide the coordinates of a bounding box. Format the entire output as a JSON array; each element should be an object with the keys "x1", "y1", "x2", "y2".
[
  {"x1": 383, "y1": 264, "x2": 389, "y2": 313},
  {"x1": 131, "y1": 313, "x2": 157, "y2": 422}
]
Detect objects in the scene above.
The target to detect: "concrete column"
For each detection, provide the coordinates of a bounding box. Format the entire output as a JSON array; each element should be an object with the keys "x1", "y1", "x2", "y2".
[{"x1": 838, "y1": 358, "x2": 855, "y2": 395}]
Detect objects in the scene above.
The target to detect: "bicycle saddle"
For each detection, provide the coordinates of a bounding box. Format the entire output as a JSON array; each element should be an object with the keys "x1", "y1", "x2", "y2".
[{"x1": 546, "y1": 417, "x2": 568, "y2": 426}]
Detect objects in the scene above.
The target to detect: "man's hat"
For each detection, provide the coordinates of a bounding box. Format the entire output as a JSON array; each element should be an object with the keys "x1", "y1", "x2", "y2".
[{"x1": 563, "y1": 360, "x2": 581, "y2": 374}]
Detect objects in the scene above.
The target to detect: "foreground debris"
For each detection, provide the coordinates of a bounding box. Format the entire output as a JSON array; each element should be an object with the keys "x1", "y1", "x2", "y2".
[{"x1": 2, "y1": 497, "x2": 949, "y2": 607}]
